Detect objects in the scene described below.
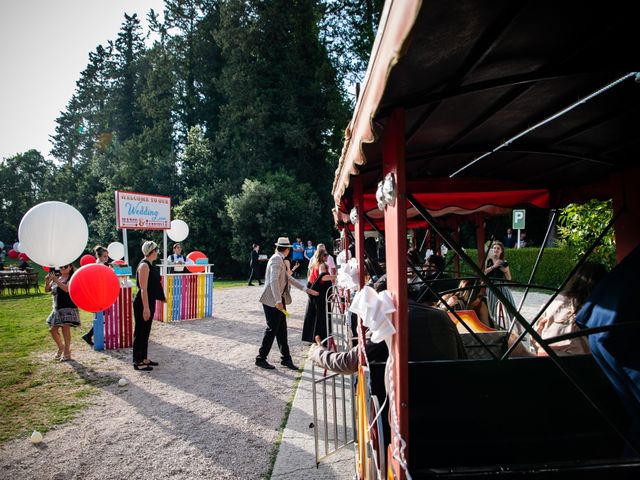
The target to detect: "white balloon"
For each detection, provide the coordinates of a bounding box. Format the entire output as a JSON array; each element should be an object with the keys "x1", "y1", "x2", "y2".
[
  {"x1": 107, "y1": 242, "x2": 125, "y2": 261},
  {"x1": 13, "y1": 242, "x2": 20, "y2": 252},
  {"x1": 30, "y1": 431, "x2": 43, "y2": 444},
  {"x1": 167, "y1": 219, "x2": 189, "y2": 242},
  {"x1": 18, "y1": 202, "x2": 88, "y2": 267}
]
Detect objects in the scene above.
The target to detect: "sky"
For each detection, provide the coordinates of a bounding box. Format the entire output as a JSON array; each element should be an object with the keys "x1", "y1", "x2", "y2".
[{"x1": 0, "y1": 0, "x2": 166, "y2": 161}]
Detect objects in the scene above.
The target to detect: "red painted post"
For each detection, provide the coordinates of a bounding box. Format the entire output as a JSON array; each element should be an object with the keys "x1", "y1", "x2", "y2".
[
  {"x1": 353, "y1": 176, "x2": 366, "y2": 291},
  {"x1": 383, "y1": 108, "x2": 409, "y2": 479},
  {"x1": 612, "y1": 167, "x2": 640, "y2": 263},
  {"x1": 353, "y1": 176, "x2": 367, "y2": 366},
  {"x1": 475, "y1": 213, "x2": 486, "y2": 268},
  {"x1": 452, "y1": 218, "x2": 461, "y2": 276}
]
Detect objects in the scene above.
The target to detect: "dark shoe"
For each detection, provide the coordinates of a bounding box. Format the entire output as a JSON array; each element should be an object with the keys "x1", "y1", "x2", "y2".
[
  {"x1": 143, "y1": 360, "x2": 159, "y2": 366},
  {"x1": 281, "y1": 359, "x2": 299, "y2": 370},
  {"x1": 255, "y1": 358, "x2": 275, "y2": 370},
  {"x1": 81, "y1": 334, "x2": 94, "y2": 346},
  {"x1": 133, "y1": 364, "x2": 153, "y2": 371},
  {"x1": 258, "y1": 282, "x2": 264, "y2": 285},
  {"x1": 248, "y1": 283, "x2": 255, "y2": 286}
]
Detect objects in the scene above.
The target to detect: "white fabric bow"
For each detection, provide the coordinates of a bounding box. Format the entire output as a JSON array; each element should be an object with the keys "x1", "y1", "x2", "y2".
[
  {"x1": 349, "y1": 286, "x2": 396, "y2": 343},
  {"x1": 337, "y1": 257, "x2": 360, "y2": 292}
]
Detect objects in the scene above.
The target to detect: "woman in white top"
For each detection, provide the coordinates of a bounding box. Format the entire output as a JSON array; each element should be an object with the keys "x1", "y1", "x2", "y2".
[{"x1": 534, "y1": 261, "x2": 607, "y2": 356}]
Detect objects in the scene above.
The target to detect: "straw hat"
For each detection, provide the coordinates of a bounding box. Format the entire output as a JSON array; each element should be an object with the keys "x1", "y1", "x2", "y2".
[{"x1": 274, "y1": 237, "x2": 293, "y2": 248}]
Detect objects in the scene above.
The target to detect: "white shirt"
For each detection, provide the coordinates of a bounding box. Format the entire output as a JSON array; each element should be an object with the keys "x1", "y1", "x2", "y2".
[{"x1": 325, "y1": 254, "x2": 336, "y2": 274}]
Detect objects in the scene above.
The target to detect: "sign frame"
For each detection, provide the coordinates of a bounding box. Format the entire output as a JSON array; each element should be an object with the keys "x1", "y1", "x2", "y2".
[{"x1": 115, "y1": 190, "x2": 172, "y2": 230}]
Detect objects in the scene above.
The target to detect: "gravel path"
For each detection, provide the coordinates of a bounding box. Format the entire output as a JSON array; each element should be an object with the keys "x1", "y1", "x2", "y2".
[{"x1": 0, "y1": 286, "x2": 312, "y2": 480}]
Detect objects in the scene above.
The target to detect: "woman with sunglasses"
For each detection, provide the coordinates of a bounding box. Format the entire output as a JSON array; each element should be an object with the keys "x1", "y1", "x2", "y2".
[
  {"x1": 132, "y1": 241, "x2": 166, "y2": 371},
  {"x1": 44, "y1": 264, "x2": 80, "y2": 361}
]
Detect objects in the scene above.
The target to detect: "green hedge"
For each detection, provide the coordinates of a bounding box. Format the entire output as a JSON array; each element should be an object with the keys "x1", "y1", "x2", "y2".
[{"x1": 449, "y1": 247, "x2": 574, "y2": 289}]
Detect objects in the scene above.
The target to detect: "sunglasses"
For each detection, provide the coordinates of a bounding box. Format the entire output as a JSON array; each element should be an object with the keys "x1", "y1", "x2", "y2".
[{"x1": 60, "y1": 265, "x2": 71, "y2": 269}]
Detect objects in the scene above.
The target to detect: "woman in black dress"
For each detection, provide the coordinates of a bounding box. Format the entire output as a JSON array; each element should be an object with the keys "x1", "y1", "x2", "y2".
[
  {"x1": 45, "y1": 264, "x2": 80, "y2": 361},
  {"x1": 132, "y1": 241, "x2": 166, "y2": 371},
  {"x1": 302, "y1": 250, "x2": 336, "y2": 343}
]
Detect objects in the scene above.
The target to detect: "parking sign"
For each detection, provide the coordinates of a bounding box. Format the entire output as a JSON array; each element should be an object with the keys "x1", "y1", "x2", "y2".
[{"x1": 513, "y1": 209, "x2": 526, "y2": 230}]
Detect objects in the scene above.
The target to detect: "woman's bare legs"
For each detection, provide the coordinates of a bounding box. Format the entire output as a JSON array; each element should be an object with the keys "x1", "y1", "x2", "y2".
[
  {"x1": 61, "y1": 325, "x2": 72, "y2": 359},
  {"x1": 50, "y1": 326, "x2": 64, "y2": 358}
]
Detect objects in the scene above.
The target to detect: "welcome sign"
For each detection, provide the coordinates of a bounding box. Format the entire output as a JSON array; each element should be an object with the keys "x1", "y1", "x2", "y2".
[{"x1": 115, "y1": 191, "x2": 171, "y2": 230}]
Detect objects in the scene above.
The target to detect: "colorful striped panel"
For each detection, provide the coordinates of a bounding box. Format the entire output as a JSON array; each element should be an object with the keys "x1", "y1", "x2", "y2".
[
  {"x1": 123, "y1": 286, "x2": 132, "y2": 347},
  {"x1": 164, "y1": 275, "x2": 173, "y2": 323},
  {"x1": 205, "y1": 273, "x2": 213, "y2": 317},
  {"x1": 96, "y1": 287, "x2": 133, "y2": 350},
  {"x1": 93, "y1": 312, "x2": 105, "y2": 351},
  {"x1": 155, "y1": 273, "x2": 215, "y2": 321}
]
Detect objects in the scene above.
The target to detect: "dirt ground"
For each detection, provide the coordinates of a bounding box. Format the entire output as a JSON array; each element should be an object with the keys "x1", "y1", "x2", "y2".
[{"x1": 0, "y1": 286, "x2": 312, "y2": 480}]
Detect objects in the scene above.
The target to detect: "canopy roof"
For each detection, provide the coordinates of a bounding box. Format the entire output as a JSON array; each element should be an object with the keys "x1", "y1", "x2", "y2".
[{"x1": 332, "y1": 0, "x2": 640, "y2": 211}]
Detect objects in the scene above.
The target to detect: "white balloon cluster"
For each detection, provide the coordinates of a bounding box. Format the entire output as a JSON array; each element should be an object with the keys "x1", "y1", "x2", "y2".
[
  {"x1": 167, "y1": 219, "x2": 189, "y2": 242},
  {"x1": 107, "y1": 242, "x2": 125, "y2": 261},
  {"x1": 18, "y1": 201, "x2": 88, "y2": 267}
]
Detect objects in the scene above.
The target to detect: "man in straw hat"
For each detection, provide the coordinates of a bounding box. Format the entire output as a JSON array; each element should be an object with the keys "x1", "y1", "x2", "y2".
[{"x1": 256, "y1": 236, "x2": 319, "y2": 370}]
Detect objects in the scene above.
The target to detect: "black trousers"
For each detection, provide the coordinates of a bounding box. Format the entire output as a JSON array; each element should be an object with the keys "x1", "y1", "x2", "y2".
[
  {"x1": 132, "y1": 296, "x2": 155, "y2": 364},
  {"x1": 258, "y1": 303, "x2": 291, "y2": 361},
  {"x1": 248, "y1": 267, "x2": 262, "y2": 285}
]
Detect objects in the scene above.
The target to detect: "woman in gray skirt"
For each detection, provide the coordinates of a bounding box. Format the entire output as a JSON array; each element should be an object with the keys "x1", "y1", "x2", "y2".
[{"x1": 45, "y1": 264, "x2": 80, "y2": 361}]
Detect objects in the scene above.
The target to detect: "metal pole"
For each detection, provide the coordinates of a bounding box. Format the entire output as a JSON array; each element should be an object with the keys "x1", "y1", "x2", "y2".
[{"x1": 122, "y1": 228, "x2": 129, "y2": 266}]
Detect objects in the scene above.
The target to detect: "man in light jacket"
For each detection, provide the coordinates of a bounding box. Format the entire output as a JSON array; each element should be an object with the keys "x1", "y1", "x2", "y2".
[{"x1": 256, "y1": 236, "x2": 318, "y2": 370}]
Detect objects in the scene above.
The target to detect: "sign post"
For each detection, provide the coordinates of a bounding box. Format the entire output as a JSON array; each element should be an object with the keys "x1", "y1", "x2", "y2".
[{"x1": 512, "y1": 209, "x2": 526, "y2": 248}]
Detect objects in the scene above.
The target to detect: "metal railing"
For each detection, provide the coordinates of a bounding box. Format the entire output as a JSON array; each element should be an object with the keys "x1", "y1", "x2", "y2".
[{"x1": 311, "y1": 286, "x2": 356, "y2": 466}]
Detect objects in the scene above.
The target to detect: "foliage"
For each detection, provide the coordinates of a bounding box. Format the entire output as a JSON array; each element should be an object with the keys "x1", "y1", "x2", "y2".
[
  {"x1": 0, "y1": 150, "x2": 58, "y2": 242},
  {"x1": 223, "y1": 173, "x2": 323, "y2": 263},
  {"x1": 2, "y1": 1, "x2": 380, "y2": 277},
  {"x1": 557, "y1": 199, "x2": 615, "y2": 269},
  {"x1": 454, "y1": 247, "x2": 577, "y2": 289},
  {"x1": 319, "y1": 0, "x2": 384, "y2": 98}
]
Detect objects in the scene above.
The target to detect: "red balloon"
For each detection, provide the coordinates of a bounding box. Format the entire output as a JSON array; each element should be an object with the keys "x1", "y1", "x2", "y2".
[
  {"x1": 69, "y1": 264, "x2": 120, "y2": 313},
  {"x1": 18, "y1": 253, "x2": 29, "y2": 261},
  {"x1": 8, "y1": 249, "x2": 18, "y2": 259},
  {"x1": 80, "y1": 254, "x2": 96, "y2": 267},
  {"x1": 112, "y1": 259, "x2": 126, "y2": 265},
  {"x1": 42, "y1": 266, "x2": 50, "y2": 272},
  {"x1": 186, "y1": 251, "x2": 207, "y2": 273}
]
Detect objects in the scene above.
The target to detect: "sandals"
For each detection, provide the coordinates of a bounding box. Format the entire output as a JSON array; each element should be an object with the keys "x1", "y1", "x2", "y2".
[
  {"x1": 54, "y1": 351, "x2": 63, "y2": 360},
  {"x1": 143, "y1": 360, "x2": 159, "y2": 366},
  {"x1": 59, "y1": 355, "x2": 72, "y2": 362},
  {"x1": 133, "y1": 363, "x2": 153, "y2": 371}
]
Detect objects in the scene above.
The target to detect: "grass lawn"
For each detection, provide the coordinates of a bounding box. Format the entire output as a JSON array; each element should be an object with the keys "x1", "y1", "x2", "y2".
[
  {"x1": 0, "y1": 292, "x2": 96, "y2": 444},
  {"x1": 0, "y1": 272, "x2": 247, "y2": 444}
]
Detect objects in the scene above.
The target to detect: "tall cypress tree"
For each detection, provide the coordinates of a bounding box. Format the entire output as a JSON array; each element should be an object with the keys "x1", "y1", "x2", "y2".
[
  {"x1": 112, "y1": 13, "x2": 147, "y2": 142},
  {"x1": 215, "y1": 0, "x2": 348, "y2": 193}
]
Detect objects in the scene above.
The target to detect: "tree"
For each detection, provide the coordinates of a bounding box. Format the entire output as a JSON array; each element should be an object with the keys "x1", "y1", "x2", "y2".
[
  {"x1": 557, "y1": 199, "x2": 616, "y2": 268},
  {"x1": 112, "y1": 13, "x2": 148, "y2": 142},
  {"x1": 172, "y1": 126, "x2": 234, "y2": 272},
  {"x1": 222, "y1": 172, "x2": 323, "y2": 264},
  {"x1": 0, "y1": 150, "x2": 58, "y2": 242},
  {"x1": 319, "y1": 0, "x2": 384, "y2": 99}
]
